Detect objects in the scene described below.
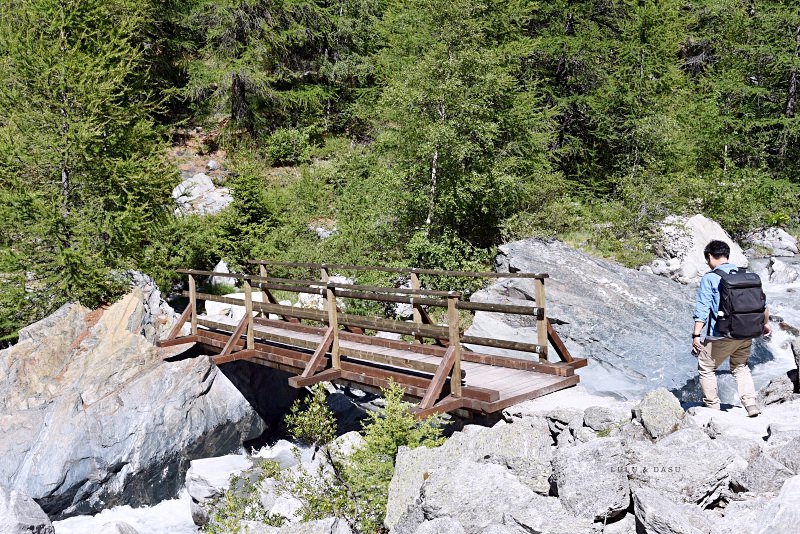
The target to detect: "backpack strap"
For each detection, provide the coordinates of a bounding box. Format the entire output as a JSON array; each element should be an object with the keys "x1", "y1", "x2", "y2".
[{"x1": 707, "y1": 268, "x2": 734, "y2": 336}]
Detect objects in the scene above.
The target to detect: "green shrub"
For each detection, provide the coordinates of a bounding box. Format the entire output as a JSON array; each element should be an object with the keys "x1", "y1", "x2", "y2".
[
  {"x1": 264, "y1": 128, "x2": 313, "y2": 166},
  {"x1": 283, "y1": 382, "x2": 446, "y2": 533},
  {"x1": 203, "y1": 461, "x2": 284, "y2": 534}
]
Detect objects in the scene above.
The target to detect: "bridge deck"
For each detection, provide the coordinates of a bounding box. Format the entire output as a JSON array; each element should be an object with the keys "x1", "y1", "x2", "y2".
[
  {"x1": 169, "y1": 316, "x2": 580, "y2": 416},
  {"x1": 160, "y1": 263, "x2": 587, "y2": 417}
]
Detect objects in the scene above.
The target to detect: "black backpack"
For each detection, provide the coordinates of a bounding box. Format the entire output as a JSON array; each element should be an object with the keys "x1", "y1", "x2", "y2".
[{"x1": 710, "y1": 267, "x2": 766, "y2": 339}]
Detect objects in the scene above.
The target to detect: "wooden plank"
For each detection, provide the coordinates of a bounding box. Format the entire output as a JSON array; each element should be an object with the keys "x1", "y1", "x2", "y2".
[
  {"x1": 418, "y1": 346, "x2": 457, "y2": 410},
  {"x1": 245, "y1": 261, "x2": 550, "y2": 279},
  {"x1": 413, "y1": 395, "x2": 466, "y2": 419},
  {"x1": 289, "y1": 369, "x2": 342, "y2": 388},
  {"x1": 157, "y1": 335, "x2": 198, "y2": 348},
  {"x1": 219, "y1": 315, "x2": 250, "y2": 357},
  {"x1": 189, "y1": 275, "x2": 197, "y2": 335},
  {"x1": 457, "y1": 301, "x2": 543, "y2": 317},
  {"x1": 213, "y1": 349, "x2": 261, "y2": 365},
  {"x1": 547, "y1": 320, "x2": 573, "y2": 363},
  {"x1": 300, "y1": 326, "x2": 335, "y2": 378},
  {"x1": 447, "y1": 296, "x2": 462, "y2": 397},
  {"x1": 461, "y1": 335, "x2": 545, "y2": 355},
  {"x1": 244, "y1": 280, "x2": 254, "y2": 349},
  {"x1": 534, "y1": 279, "x2": 548, "y2": 358},
  {"x1": 166, "y1": 306, "x2": 191, "y2": 341},
  {"x1": 461, "y1": 386, "x2": 500, "y2": 402}
]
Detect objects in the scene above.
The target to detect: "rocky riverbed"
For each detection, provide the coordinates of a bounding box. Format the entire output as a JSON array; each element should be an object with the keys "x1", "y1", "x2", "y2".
[{"x1": 4, "y1": 220, "x2": 800, "y2": 534}]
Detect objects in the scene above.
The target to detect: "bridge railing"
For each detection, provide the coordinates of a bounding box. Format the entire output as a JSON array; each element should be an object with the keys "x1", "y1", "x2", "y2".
[{"x1": 163, "y1": 261, "x2": 581, "y2": 408}]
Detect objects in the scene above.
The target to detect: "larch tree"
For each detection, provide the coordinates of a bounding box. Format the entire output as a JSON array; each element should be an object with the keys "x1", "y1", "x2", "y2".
[{"x1": 0, "y1": 0, "x2": 176, "y2": 340}]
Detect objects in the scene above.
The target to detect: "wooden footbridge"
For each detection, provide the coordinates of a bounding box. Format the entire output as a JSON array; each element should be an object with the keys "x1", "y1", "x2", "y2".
[{"x1": 158, "y1": 261, "x2": 586, "y2": 417}]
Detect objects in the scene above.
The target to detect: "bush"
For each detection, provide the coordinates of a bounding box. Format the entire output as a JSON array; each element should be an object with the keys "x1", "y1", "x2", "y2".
[
  {"x1": 203, "y1": 461, "x2": 285, "y2": 534},
  {"x1": 264, "y1": 128, "x2": 313, "y2": 166},
  {"x1": 283, "y1": 382, "x2": 446, "y2": 533}
]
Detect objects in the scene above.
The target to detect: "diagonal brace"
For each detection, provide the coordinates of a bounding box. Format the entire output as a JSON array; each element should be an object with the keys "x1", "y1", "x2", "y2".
[
  {"x1": 299, "y1": 325, "x2": 335, "y2": 378},
  {"x1": 418, "y1": 345, "x2": 457, "y2": 410},
  {"x1": 219, "y1": 315, "x2": 249, "y2": 357}
]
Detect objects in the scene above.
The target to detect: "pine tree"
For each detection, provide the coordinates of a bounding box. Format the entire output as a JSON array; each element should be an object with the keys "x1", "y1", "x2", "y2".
[{"x1": 0, "y1": 0, "x2": 176, "y2": 340}]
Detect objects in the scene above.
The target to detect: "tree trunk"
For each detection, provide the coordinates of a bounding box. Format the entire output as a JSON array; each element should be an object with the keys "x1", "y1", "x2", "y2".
[{"x1": 231, "y1": 73, "x2": 252, "y2": 135}]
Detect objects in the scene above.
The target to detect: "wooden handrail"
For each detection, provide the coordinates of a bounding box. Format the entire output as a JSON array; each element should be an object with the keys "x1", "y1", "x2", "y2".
[
  {"x1": 247, "y1": 260, "x2": 549, "y2": 279},
  {"x1": 176, "y1": 261, "x2": 554, "y2": 361}
]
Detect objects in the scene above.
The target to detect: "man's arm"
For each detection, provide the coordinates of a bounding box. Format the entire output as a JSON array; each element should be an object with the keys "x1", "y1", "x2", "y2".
[
  {"x1": 692, "y1": 275, "x2": 713, "y2": 354},
  {"x1": 763, "y1": 308, "x2": 772, "y2": 336}
]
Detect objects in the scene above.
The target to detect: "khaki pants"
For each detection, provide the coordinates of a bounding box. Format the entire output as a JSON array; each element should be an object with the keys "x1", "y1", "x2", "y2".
[{"x1": 698, "y1": 338, "x2": 756, "y2": 409}]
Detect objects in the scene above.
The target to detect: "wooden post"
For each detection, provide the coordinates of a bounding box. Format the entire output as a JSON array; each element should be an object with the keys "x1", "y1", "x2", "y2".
[
  {"x1": 188, "y1": 274, "x2": 198, "y2": 335},
  {"x1": 258, "y1": 264, "x2": 268, "y2": 317},
  {"x1": 447, "y1": 294, "x2": 462, "y2": 397},
  {"x1": 322, "y1": 266, "x2": 340, "y2": 369},
  {"x1": 244, "y1": 279, "x2": 254, "y2": 349},
  {"x1": 534, "y1": 278, "x2": 548, "y2": 361},
  {"x1": 410, "y1": 272, "x2": 423, "y2": 343}
]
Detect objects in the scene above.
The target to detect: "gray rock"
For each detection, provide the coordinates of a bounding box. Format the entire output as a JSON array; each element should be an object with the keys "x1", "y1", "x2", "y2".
[
  {"x1": 185, "y1": 454, "x2": 253, "y2": 526},
  {"x1": 632, "y1": 487, "x2": 713, "y2": 534},
  {"x1": 794, "y1": 338, "x2": 800, "y2": 371},
  {"x1": 0, "y1": 292, "x2": 265, "y2": 519},
  {"x1": 768, "y1": 258, "x2": 799, "y2": 285},
  {"x1": 583, "y1": 405, "x2": 633, "y2": 433},
  {"x1": 653, "y1": 214, "x2": 748, "y2": 284},
  {"x1": 737, "y1": 450, "x2": 794, "y2": 493},
  {"x1": 207, "y1": 159, "x2": 221, "y2": 171},
  {"x1": 551, "y1": 438, "x2": 629, "y2": 521},
  {"x1": 477, "y1": 239, "x2": 696, "y2": 400},
  {"x1": 209, "y1": 259, "x2": 237, "y2": 287},
  {"x1": 755, "y1": 475, "x2": 800, "y2": 533},
  {"x1": 769, "y1": 437, "x2": 800, "y2": 474},
  {"x1": 711, "y1": 496, "x2": 769, "y2": 534},
  {"x1": 385, "y1": 419, "x2": 554, "y2": 530},
  {"x1": 481, "y1": 526, "x2": 515, "y2": 534},
  {"x1": 757, "y1": 376, "x2": 800, "y2": 406},
  {"x1": 633, "y1": 388, "x2": 686, "y2": 440},
  {"x1": 500, "y1": 495, "x2": 596, "y2": 534},
  {"x1": 172, "y1": 173, "x2": 232, "y2": 216},
  {"x1": 0, "y1": 486, "x2": 55, "y2": 534},
  {"x1": 414, "y1": 518, "x2": 466, "y2": 534},
  {"x1": 602, "y1": 514, "x2": 636, "y2": 534},
  {"x1": 626, "y1": 427, "x2": 741, "y2": 508},
  {"x1": 420, "y1": 460, "x2": 536, "y2": 534},
  {"x1": 746, "y1": 228, "x2": 798, "y2": 257}
]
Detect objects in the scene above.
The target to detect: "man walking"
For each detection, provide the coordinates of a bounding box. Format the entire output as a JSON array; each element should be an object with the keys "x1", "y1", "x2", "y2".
[{"x1": 691, "y1": 240, "x2": 771, "y2": 416}]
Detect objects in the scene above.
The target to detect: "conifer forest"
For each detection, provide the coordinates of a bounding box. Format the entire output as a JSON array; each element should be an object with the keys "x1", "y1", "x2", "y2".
[{"x1": 1, "y1": 0, "x2": 799, "y2": 341}]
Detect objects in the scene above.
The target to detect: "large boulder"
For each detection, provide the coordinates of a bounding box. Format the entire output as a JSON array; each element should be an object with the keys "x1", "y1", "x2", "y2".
[
  {"x1": 632, "y1": 487, "x2": 714, "y2": 534},
  {"x1": 649, "y1": 214, "x2": 748, "y2": 284},
  {"x1": 0, "y1": 292, "x2": 265, "y2": 518},
  {"x1": 767, "y1": 258, "x2": 799, "y2": 285},
  {"x1": 745, "y1": 228, "x2": 798, "y2": 258},
  {"x1": 756, "y1": 475, "x2": 800, "y2": 533},
  {"x1": 172, "y1": 172, "x2": 233, "y2": 216},
  {"x1": 0, "y1": 486, "x2": 54, "y2": 534},
  {"x1": 384, "y1": 419, "x2": 554, "y2": 530},
  {"x1": 470, "y1": 239, "x2": 695, "y2": 399},
  {"x1": 632, "y1": 388, "x2": 687, "y2": 440},
  {"x1": 625, "y1": 427, "x2": 742, "y2": 508},
  {"x1": 551, "y1": 438, "x2": 630, "y2": 521}
]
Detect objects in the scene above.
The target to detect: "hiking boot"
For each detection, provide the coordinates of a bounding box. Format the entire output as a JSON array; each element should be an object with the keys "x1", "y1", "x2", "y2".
[{"x1": 744, "y1": 404, "x2": 760, "y2": 417}]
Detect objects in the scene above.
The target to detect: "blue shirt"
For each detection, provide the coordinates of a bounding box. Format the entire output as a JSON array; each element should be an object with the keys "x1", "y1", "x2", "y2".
[
  {"x1": 693, "y1": 263, "x2": 765, "y2": 337},
  {"x1": 694, "y1": 263, "x2": 738, "y2": 337}
]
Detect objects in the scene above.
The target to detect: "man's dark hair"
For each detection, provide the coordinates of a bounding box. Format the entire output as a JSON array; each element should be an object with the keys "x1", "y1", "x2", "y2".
[{"x1": 704, "y1": 240, "x2": 730, "y2": 261}]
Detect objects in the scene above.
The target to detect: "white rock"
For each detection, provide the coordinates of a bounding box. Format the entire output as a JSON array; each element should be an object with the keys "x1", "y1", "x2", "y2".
[
  {"x1": 0, "y1": 486, "x2": 54, "y2": 534},
  {"x1": 746, "y1": 228, "x2": 798, "y2": 257},
  {"x1": 768, "y1": 258, "x2": 799, "y2": 285},
  {"x1": 207, "y1": 160, "x2": 221, "y2": 171},
  {"x1": 209, "y1": 260, "x2": 236, "y2": 287},
  {"x1": 253, "y1": 440, "x2": 311, "y2": 469},
  {"x1": 172, "y1": 173, "x2": 215, "y2": 202},
  {"x1": 756, "y1": 475, "x2": 800, "y2": 533},
  {"x1": 653, "y1": 214, "x2": 748, "y2": 284},
  {"x1": 185, "y1": 454, "x2": 252, "y2": 502}
]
